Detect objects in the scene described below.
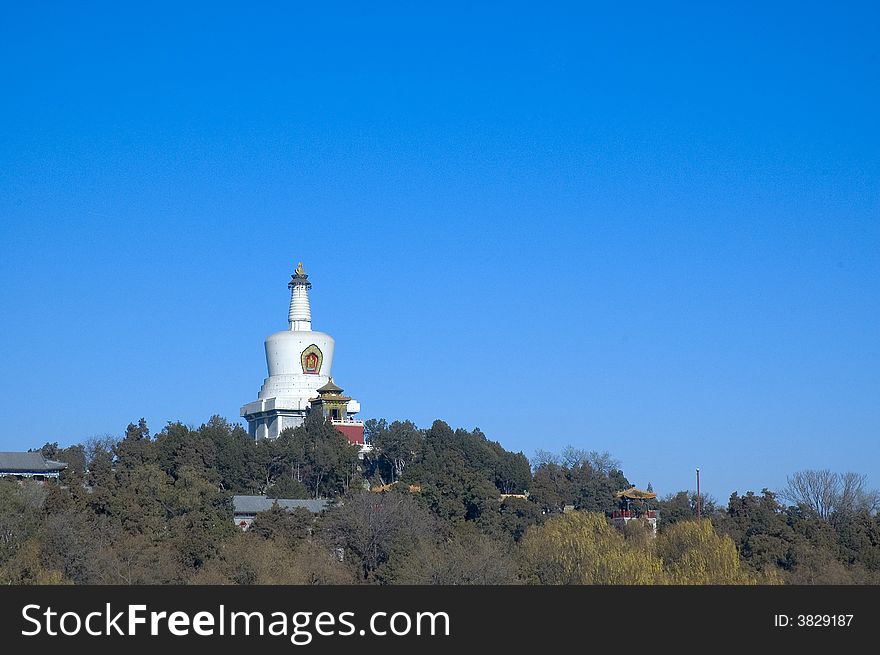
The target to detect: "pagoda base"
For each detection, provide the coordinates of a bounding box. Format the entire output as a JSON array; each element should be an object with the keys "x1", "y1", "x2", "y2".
[{"x1": 242, "y1": 407, "x2": 307, "y2": 440}]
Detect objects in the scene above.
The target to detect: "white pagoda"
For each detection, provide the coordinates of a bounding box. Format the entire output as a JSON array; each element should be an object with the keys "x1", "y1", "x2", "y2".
[{"x1": 240, "y1": 263, "x2": 364, "y2": 444}]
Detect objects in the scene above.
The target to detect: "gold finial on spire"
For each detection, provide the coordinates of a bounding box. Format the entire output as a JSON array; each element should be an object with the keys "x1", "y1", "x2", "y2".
[{"x1": 296, "y1": 261, "x2": 305, "y2": 275}]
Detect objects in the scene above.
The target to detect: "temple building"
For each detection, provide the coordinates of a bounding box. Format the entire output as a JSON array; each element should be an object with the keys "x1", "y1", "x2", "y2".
[
  {"x1": 240, "y1": 263, "x2": 365, "y2": 446},
  {"x1": 0, "y1": 452, "x2": 67, "y2": 481},
  {"x1": 611, "y1": 486, "x2": 659, "y2": 535},
  {"x1": 232, "y1": 495, "x2": 330, "y2": 530}
]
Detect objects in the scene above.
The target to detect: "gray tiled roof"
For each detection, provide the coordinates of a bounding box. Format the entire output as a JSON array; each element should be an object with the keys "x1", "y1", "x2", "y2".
[
  {"x1": 0, "y1": 452, "x2": 67, "y2": 473},
  {"x1": 232, "y1": 495, "x2": 330, "y2": 515}
]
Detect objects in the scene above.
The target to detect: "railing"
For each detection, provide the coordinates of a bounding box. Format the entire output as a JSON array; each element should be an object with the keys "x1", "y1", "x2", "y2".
[
  {"x1": 331, "y1": 418, "x2": 365, "y2": 425},
  {"x1": 612, "y1": 509, "x2": 658, "y2": 519}
]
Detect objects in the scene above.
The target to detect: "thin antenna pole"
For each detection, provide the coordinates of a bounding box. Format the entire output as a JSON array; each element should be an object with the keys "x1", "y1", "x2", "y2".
[{"x1": 696, "y1": 467, "x2": 701, "y2": 521}]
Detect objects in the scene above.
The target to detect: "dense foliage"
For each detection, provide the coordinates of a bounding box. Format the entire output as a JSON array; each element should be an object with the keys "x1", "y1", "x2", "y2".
[{"x1": 1, "y1": 415, "x2": 877, "y2": 584}]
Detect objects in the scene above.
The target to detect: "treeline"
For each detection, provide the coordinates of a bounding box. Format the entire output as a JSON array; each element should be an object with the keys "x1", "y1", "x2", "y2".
[{"x1": 0, "y1": 413, "x2": 878, "y2": 584}]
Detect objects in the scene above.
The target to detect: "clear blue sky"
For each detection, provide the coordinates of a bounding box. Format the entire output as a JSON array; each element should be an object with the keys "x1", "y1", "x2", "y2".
[{"x1": 1, "y1": 2, "x2": 877, "y2": 503}]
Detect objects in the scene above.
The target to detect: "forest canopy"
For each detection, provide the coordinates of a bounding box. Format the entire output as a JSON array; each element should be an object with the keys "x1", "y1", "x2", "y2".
[{"x1": 1, "y1": 414, "x2": 877, "y2": 585}]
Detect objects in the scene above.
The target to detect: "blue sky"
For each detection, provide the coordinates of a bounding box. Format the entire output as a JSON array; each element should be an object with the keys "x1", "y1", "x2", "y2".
[{"x1": 1, "y1": 1, "x2": 877, "y2": 502}]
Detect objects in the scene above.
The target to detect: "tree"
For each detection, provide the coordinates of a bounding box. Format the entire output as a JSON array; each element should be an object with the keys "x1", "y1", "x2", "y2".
[
  {"x1": 39, "y1": 510, "x2": 104, "y2": 584},
  {"x1": 279, "y1": 412, "x2": 362, "y2": 498},
  {"x1": 402, "y1": 420, "x2": 529, "y2": 526},
  {"x1": 155, "y1": 421, "x2": 218, "y2": 484},
  {"x1": 561, "y1": 446, "x2": 620, "y2": 474},
  {"x1": 655, "y1": 520, "x2": 758, "y2": 584},
  {"x1": 363, "y1": 418, "x2": 387, "y2": 444},
  {"x1": 569, "y1": 463, "x2": 625, "y2": 513},
  {"x1": 833, "y1": 509, "x2": 880, "y2": 571},
  {"x1": 657, "y1": 491, "x2": 717, "y2": 527},
  {"x1": 16, "y1": 410, "x2": 880, "y2": 586},
  {"x1": 780, "y1": 470, "x2": 879, "y2": 521},
  {"x1": 0, "y1": 480, "x2": 46, "y2": 566},
  {"x1": 714, "y1": 490, "x2": 797, "y2": 574},
  {"x1": 83, "y1": 435, "x2": 117, "y2": 467},
  {"x1": 837, "y1": 473, "x2": 880, "y2": 517},
  {"x1": 529, "y1": 463, "x2": 572, "y2": 513},
  {"x1": 321, "y1": 490, "x2": 436, "y2": 581},
  {"x1": 493, "y1": 450, "x2": 531, "y2": 495},
  {"x1": 248, "y1": 505, "x2": 313, "y2": 547},
  {"x1": 190, "y1": 532, "x2": 354, "y2": 585},
  {"x1": 114, "y1": 418, "x2": 155, "y2": 474},
  {"x1": 266, "y1": 476, "x2": 310, "y2": 499},
  {"x1": 387, "y1": 523, "x2": 517, "y2": 584},
  {"x1": 206, "y1": 417, "x2": 264, "y2": 493},
  {"x1": 518, "y1": 511, "x2": 664, "y2": 584},
  {"x1": 527, "y1": 447, "x2": 629, "y2": 515},
  {"x1": 497, "y1": 497, "x2": 545, "y2": 542},
  {"x1": 0, "y1": 538, "x2": 66, "y2": 584},
  {"x1": 370, "y1": 420, "x2": 423, "y2": 484},
  {"x1": 532, "y1": 449, "x2": 559, "y2": 468},
  {"x1": 34, "y1": 443, "x2": 86, "y2": 485}
]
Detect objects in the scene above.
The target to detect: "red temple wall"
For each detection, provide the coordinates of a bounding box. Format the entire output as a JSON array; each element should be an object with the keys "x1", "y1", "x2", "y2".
[{"x1": 333, "y1": 423, "x2": 365, "y2": 445}]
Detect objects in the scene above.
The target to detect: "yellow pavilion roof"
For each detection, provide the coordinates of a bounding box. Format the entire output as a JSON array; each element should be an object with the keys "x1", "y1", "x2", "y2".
[{"x1": 615, "y1": 486, "x2": 657, "y2": 500}]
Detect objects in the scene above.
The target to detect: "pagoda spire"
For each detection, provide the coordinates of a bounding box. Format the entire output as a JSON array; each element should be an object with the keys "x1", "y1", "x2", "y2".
[{"x1": 287, "y1": 261, "x2": 312, "y2": 331}]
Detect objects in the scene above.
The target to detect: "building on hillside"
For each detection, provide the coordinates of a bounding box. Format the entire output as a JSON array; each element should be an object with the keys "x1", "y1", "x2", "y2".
[
  {"x1": 232, "y1": 494, "x2": 330, "y2": 530},
  {"x1": 370, "y1": 482, "x2": 421, "y2": 493},
  {"x1": 0, "y1": 452, "x2": 67, "y2": 481},
  {"x1": 308, "y1": 378, "x2": 366, "y2": 445},
  {"x1": 240, "y1": 263, "x2": 367, "y2": 450},
  {"x1": 611, "y1": 486, "x2": 659, "y2": 535}
]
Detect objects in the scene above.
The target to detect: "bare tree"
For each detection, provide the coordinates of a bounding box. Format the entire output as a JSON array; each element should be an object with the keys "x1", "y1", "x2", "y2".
[
  {"x1": 532, "y1": 449, "x2": 559, "y2": 469},
  {"x1": 322, "y1": 490, "x2": 437, "y2": 580},
  {"x1": 781, "y1": 469, "x2": 837, "y2": 519},
  {"x1": 534, "y1": 447, "x2": 621, "y2": 474},
  {"x1": 837, "y1": 472, "x2": 880, "y2": 515},
  {"x1": 586, "y1": 450, "x2": 621, "y2": 475},
  {"x1": 780, "y1": 470, "x2": 879, "y2": 520},
  {"x1": 561, "y1": 446, "x2": 590, "y2": 468},
  {"x1": 84, "y1": 434, "x2": 117, "y2": 465}
]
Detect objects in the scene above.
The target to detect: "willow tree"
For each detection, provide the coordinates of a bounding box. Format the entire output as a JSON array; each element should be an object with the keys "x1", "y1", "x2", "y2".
[
  {"x1": 518, "y1": 511, "x2": 664, "y2": 584},
  {"x1": 655, "y1": 519, "x2": 758, "y2": 584}
]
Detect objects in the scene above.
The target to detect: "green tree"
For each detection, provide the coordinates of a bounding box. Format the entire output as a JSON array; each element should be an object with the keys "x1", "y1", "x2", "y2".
[
  {"x1": 493, "y1": 449, "x2": 531, "y2": 495},
  {"x1": 497, "y1": 497, "x2": 545, "y2": 542},
  {"x1": 370, "y1": 420, "x2": 422, "y2": 483},
  {"x1": 155, "y1": 421, "x2": 218, "y2": 484},
  {"x1": 114, "y1": 418, "x2": 156, "y2": 475},
  {"x1": 714, "y1": 490, "x2": 797, "y2": 574},
  {"x1": 525, "y1": 463, "x2": 572, "y2": 513},
  {"x1": 248, "y1": 505, "x2": 314, "y2": 547},
  {"x1": 657, "y1": 491, "x2": 717, "y2": 527}
]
